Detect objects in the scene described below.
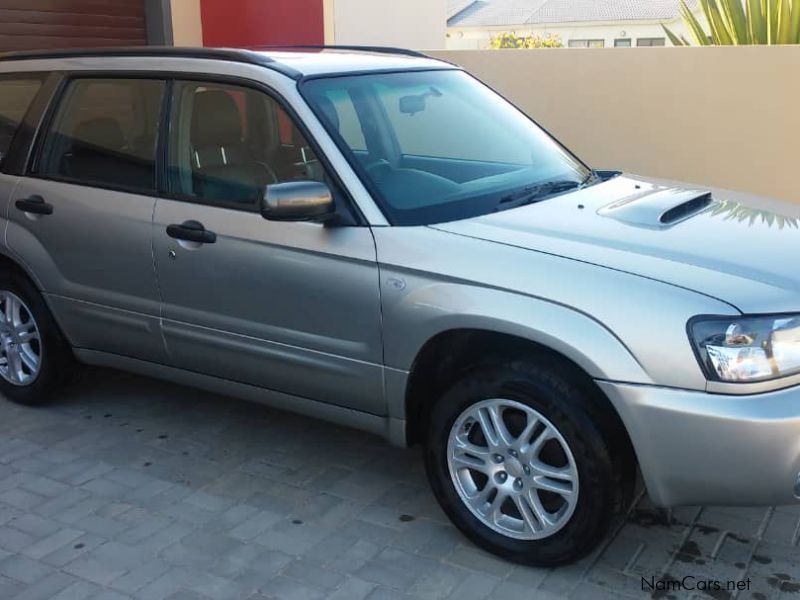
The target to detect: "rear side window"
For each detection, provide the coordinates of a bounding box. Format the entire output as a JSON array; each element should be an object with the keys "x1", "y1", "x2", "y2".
[
  {"x1": 37, "y1": 78, "x2": 165, "y2": 192},
  {"x1": 0, "y1": 77, "x2": 42, "y2": 165}
]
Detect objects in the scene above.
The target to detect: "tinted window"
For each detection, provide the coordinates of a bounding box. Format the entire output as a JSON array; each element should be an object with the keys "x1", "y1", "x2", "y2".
[
  {"x1": 38, "y1": 78, "x2": 164, "y2": 192},
  {"x1": 0, "y1": 77, "x2": 42, "y2": 165},
  {"x1": 168, "y1": 81, "x2": 326, "y2": 207},
  {"x1": 304, "y1": 70, "x2": 589, "y2": 226},
  {"x1": 377, "y1": 81, "x2": 529, "y2": 164}
]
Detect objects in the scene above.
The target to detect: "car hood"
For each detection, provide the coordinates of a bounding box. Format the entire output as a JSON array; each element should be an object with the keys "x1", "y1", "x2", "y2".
[{"x1": 431, "y1": 174, "x2": 800, "y2": 314}]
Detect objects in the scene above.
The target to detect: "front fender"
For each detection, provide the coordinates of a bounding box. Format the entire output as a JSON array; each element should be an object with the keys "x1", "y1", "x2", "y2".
[{"x1": 383, "y1": 280, "x2": 651, "y2": 384}]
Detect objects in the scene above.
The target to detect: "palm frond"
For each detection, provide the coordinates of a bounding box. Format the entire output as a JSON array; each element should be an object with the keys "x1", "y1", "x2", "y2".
[{"x1": 669, "y1": 0, "x2": 799, "y2": 45}]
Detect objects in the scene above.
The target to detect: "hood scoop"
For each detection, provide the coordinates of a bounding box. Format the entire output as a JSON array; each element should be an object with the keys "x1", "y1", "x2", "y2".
[{"x1": 598, "y1": 186, "x2": 714, "y2": 229}]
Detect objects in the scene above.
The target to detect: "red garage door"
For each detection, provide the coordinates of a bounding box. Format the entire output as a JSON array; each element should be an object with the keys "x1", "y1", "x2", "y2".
[{"x1": 0, "y1": 0, "x2": 147, "y2": 52}]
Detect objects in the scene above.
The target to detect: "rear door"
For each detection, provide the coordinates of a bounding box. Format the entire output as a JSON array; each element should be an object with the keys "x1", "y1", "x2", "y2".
[{"x1": 7, "y1": 76, "x2": 168, "y2": 363}]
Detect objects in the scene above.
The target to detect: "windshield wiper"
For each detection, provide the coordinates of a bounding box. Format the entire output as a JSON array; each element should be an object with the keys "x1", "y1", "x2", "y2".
[
  {"x1": 580, "y1": 169, "x2": 599, "y2": 188},
  {"x1": 494, "y1": 179, "x2": 582, "y2": 211}
]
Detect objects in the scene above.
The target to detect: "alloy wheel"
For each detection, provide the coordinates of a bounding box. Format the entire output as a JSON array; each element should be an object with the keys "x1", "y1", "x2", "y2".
[{"x1": 447, "y1": 398, "x2": 579, "y2": 540}]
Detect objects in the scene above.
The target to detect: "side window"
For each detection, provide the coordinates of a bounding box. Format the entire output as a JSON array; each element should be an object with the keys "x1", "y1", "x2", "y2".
[
  {"x1": 0, "y1": 76, "x2": 43, "y2": 166},
  {"x1": 168, "y1": 81, "x2": 326, "y2": 207},
  {"x1": 37, "y1": 78, "x2": 165, "y2": 192}
]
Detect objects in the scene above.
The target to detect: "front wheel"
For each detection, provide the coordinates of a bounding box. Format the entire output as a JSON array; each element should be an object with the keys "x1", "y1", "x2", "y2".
[{"x1": 424, "y1": 360, "x2": 620, "y2": 566}]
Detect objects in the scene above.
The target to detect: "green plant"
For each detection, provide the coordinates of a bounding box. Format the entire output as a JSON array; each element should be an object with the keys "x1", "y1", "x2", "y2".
[
  {"x1": 489, "y1": 32, "x2": 564, "y2": 48},
  {"x1": 664, "y1": 0, "x2": 800, "y2": 45}
]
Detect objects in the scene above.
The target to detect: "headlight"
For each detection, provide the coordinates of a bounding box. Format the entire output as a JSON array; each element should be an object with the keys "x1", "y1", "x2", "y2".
[{"x1": 689, "y1": 315, "x2": 800, "y2": 382}]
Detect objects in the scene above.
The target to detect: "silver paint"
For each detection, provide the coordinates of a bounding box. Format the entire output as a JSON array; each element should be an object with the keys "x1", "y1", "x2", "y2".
[{"x1": 1, "y1": 52, "x2": 799, "y2": 512}]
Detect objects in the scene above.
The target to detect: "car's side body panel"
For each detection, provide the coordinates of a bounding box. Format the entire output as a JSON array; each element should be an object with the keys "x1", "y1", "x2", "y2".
[
  {"x1": 6, "y1": 179, "x2": 167, "y2": 363},
  {"x1": 153, "y1": 198, "x2": 385, "y2": 415},
  {"x1": 373, "y1": 226, "x2": 739, "y2": 395},
  {"x1": 74, "y1": 347, "x2": 398, "y2": 441}
]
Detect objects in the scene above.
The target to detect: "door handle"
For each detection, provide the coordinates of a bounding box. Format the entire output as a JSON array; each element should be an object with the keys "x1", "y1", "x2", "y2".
[
  {"x1": 166, "y1": 220, "x2": 216, "y2": 244},
  {"x1": 15, "y1": 195, "x2": 53, "y2": 215}
]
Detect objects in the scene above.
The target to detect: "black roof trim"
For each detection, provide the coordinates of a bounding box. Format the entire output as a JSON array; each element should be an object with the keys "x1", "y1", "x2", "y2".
[
  {"x1": 0, "y1": 46, "x2": 303, "y2": 79},
  {"x1": 249, "y1": 44, "x2": 432, "y2": 59}
]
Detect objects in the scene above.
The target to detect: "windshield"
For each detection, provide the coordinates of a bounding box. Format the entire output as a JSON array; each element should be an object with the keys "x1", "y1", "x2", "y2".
[{"x1": 301, "y1": 69, "x2": 591, "y2": 226}]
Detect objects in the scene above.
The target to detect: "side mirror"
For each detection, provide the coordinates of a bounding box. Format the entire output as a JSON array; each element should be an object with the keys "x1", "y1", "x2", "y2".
[{"x1": 260, "y1": 181, "x2": 335, "y2": 222}]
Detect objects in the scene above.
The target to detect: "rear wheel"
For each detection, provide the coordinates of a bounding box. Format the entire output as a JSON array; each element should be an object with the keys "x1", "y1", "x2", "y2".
[
  {"x1": 0, "y1": 273, "x2": 72, "y2": 405},
  {"x1": 424, "y1": 359, "x2": 619, "y2": 566}
]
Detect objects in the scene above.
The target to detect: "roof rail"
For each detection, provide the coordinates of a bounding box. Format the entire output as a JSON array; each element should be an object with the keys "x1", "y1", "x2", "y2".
[
  {"x1": 0, "y1": 46, "x2": 302, "y2": 79},
  {"x1": 250, "y1": 45, "x2": 432, "y2": 59}
]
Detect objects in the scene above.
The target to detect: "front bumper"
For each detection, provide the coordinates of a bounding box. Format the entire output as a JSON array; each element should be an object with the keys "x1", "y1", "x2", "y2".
[{"x1": 598, "y1": 381, "x2": 800, "y2": 507}]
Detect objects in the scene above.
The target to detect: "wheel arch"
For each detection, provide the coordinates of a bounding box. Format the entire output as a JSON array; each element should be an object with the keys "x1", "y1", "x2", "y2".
[
  {"x1": 405, "y1": 328, "x2": 626, "y2": 443},
  {"x1": 0, "y1": 249, "x2": 45, "y2": 291},
  {"x1": 402, "y1": 327, "x2": 639, "y2": 506},
  {"x1": 0, "y1": 248, "x2": 74, "y2": 348}
]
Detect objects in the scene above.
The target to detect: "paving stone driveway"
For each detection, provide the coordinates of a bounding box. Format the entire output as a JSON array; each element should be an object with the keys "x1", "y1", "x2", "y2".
[{"x1": 0, "y1": 368, "x2": 798, "y2": 600}]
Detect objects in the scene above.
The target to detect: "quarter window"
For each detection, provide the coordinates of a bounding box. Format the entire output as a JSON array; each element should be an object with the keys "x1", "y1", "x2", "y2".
[
  {"x1": 0, "y1": 77, "x2": 42, "y2": 166},
  {"x1": 37, "y1": 78, "x2": 165, "y2": 192},
  {"x1": 167, "y1": 81, "x2": 326, "y2": 207}
]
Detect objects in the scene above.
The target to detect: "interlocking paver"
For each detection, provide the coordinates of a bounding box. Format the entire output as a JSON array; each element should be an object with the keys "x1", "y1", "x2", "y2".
[
  {"x1": 11, "y1": 571, "x2": 78, "y2": 600},
  {"x1": 0, "y1": 369, "x2": 798, "y2": 600},
  {"x1": 228, "y1": 510, "x2": 282, "y2": 541},
  {"x1": 50, "y1": 579, "x2": 102, "y2": 600},
  {"x1": 0, "y1": 553, "x2": 53, "y2": 584},
  {"x1": 0, "y1": 525, "x2": 37, "y2": 553},
  {"x1": 357, "y1": 547, "x2": 437, "y2": 591},
  {"x1": 41, "y1": 533, "x2": 106, "y2": 567},
  {"x1": 7, "y1": 514, "x2": 62, "y2": 538},
  {"x1": 108, "y1": 559, "x2": 170, "y2": 595}
]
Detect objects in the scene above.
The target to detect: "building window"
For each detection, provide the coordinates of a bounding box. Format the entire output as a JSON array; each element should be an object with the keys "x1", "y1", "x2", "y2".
[
  {"x1": 636, "y1": 37, "x2": 666, "y2": 46},
  {"x1": 568, "y1": 39, "x2": 605, "y2": 48},
  {"x1": 614, "y1": 38, "x2": 632, "y2": 47}
]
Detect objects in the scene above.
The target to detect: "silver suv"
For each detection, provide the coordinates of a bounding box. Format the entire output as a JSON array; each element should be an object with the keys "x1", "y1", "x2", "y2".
[{"x1": 0, "y1": 46, "x2": 798, "y2": 566}]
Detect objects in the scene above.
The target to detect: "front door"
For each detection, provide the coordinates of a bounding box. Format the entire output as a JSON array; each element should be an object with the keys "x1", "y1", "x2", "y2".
[
  {"x1": 7, "y1": 77, "x2": 167, "y2": 363},
  {"x1": 153, "y1": 79, "x2": 384, "y2": 414}
]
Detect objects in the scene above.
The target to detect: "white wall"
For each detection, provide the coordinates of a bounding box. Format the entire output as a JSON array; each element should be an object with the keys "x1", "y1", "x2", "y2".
[{"x1": 329, "y1": 0, "x2": 447, "y2": 49}]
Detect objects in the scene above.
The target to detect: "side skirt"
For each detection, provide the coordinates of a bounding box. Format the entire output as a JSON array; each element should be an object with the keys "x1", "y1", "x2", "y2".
[{"x1": 73, "y1": 348, "x2": 408, "y2": 447}]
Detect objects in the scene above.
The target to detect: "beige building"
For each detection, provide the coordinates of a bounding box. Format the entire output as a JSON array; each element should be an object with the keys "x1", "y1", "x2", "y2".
[{"x1": 447, "y1": 0, "x2": 700, "y2": 49}]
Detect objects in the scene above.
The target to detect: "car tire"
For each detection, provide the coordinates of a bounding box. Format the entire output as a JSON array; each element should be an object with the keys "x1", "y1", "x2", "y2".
[
  {"x1": 424, "y1": 358, "x2": 619, "y2": 566},
  {"x1": 0, "y1": 272, "x2": 72, "y2": 406}
]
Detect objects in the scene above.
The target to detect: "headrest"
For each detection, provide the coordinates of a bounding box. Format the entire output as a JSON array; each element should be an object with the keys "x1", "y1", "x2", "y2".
[
  {"x1": 316, "y1": 95, "x2": 340, "y2": 132},
  {"x1": 190, "y1": 90, "x2": 243, "y2": 149},
  {"x1": 73, "y1": 117, "x2": 125, "y2": 152}
]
